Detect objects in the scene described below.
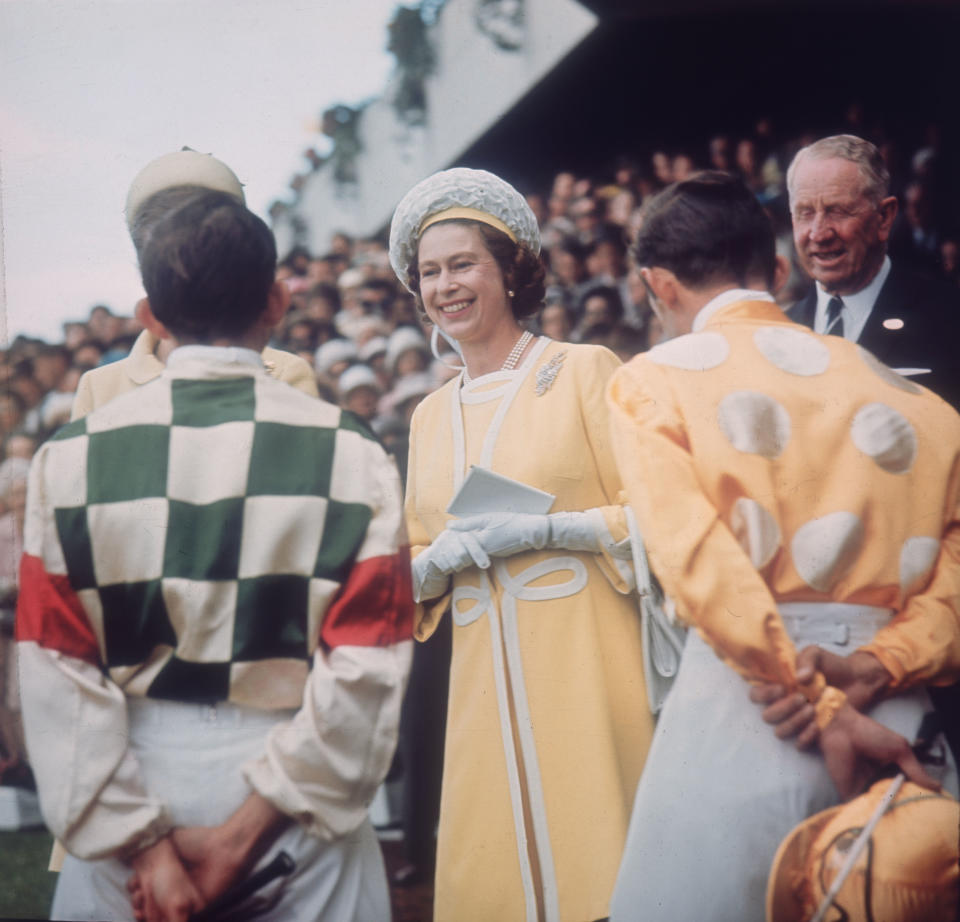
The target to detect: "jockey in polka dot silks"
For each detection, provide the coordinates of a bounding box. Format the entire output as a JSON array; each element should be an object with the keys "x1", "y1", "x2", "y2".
[{"x1": 606, "y1": 171, "x2": 960, "y2": 922}]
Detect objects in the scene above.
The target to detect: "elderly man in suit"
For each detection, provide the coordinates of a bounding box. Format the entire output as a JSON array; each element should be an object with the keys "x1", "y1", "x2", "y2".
[{"x1": 787, "y1": 134, "x2": 960, "y2": 409}]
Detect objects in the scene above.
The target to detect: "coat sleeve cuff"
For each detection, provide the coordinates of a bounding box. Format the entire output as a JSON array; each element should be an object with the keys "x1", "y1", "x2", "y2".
[
  {"x1": 813, "y1": 685, "x2": 848, "y2": 730},
  {"x1": 857, "y1": 641, "x2": 907, "y2": 690},
  {"x1": 796, "y1": 669, "x2": 848, "y2": 729},
  {"x1": 115, "y1": 814, "x2": 175, "y2": 863}
]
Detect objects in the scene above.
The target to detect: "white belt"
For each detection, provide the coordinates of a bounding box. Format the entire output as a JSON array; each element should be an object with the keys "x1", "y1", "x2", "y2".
[
  {"x1": 777, "y1": 601, "x2": 893, "y2": 650},
  {"x1": 127, "y1": 696, "x2": 297, "y2": 730}
]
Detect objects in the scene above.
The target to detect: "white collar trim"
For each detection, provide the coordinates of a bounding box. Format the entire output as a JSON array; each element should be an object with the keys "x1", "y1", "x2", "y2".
[
  {"x1": 692, "y1": 288, "x2": 775, "y2": 332},
  {"x1": 166, "y1": 345, "x2": 264, "y2": 372}
]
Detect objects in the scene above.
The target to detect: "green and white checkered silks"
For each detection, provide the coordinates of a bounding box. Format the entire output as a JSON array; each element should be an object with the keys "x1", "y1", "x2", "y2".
[{"x1": 23, "y1": 360, "x2": 401, "y2": 709}]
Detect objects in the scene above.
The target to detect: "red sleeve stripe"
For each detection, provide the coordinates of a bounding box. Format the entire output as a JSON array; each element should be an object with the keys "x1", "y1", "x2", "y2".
[
  {"x1": 320, "y1": 548, "x2": 414, "y2": 649},
  {"x1": 16, "y1": 553, "x2": 101, "y2": 664}
]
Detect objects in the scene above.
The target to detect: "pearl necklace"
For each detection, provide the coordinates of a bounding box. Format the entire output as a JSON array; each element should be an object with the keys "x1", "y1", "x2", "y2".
[
  {"x1": 462, "y1": 330, "x2": 534, "y2": 384},
  {"x1": 501, "y1": 330, "x2": 534, "y2": 371}
]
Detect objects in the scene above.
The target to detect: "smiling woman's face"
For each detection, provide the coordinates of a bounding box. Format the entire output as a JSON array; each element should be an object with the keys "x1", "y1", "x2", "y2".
[{"x1": 416, "y1": 222, "x2": 512, "y2": 346}]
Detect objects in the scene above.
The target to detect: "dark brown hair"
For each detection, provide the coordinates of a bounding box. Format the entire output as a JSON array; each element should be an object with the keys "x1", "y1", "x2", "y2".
[
  {"x1": 138, "y1": 189, "x2": 277, "y2": 341},
  {"x1": 633, "y1": 171, "x2": 776, "y2": 290}
]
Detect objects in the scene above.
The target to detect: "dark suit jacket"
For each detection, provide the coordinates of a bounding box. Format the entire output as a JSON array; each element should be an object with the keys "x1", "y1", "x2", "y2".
[{"x1": 789, "y1": 262, "x2": 960, "y2": 410}]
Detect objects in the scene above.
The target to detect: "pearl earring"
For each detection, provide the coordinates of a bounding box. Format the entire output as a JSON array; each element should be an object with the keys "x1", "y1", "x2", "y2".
[{"x1": 508, "y1": 289, "x2": 515, "y2": 298}]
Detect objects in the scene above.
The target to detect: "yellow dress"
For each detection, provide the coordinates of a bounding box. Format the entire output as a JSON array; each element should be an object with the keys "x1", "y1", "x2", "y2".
[{"x1": 406, "y1": 337, "x2": 654, "y2": 922}]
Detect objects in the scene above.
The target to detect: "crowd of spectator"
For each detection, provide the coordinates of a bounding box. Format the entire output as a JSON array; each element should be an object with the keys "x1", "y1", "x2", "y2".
[{"x1": 0, "y1": 108, "x2": 957, "y2": 794}]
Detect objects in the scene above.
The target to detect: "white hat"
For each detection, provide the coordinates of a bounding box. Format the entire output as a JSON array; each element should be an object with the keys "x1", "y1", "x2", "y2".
[
  {"x1": 379, "y1": 371, "x2": 435, "y2": 416},
  {"x1": 0, "y1": 457, "x2": 30, "y2": 499},
  {"x1": 41, "y1": 392, "x2": 76, "y2": 431},
  {"x1": 358, "y1": 335, "x2": 389, "y2": 362},
  {"x1": 338, "y1": 364, "x2": 381, "y2": 397},
  {"x1": 125, "y1": 149, "x2": 244, "y2": 229},
  {"x1": 314, "y1": 338, "x2": 357, "y2": 375},
  {"x1": 353, "y1": 316, "x2": 390, "y2": 341},
  {"x1": 337, "y1": 268, "x2": 366, "y2": 291},
  {"x1": 389, "y1": 168, "x2": 540, "y2": 290},
  {"x1": 385, "y1": 327, "x2": 430, "y2": 374}
]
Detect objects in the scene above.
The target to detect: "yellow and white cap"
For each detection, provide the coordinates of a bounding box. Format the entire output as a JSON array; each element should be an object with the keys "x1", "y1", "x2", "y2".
[{"x1": 767, "y1": 778, "x2": 958, "y2": 922}]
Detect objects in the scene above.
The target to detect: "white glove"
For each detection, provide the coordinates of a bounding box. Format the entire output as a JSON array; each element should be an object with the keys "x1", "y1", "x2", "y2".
[
  {"x1": 546, "y1": 511, "x2": 603, "y2": 553},
  {"x1": 412, "y1": 528, "x2": 490, "y2": 602},
  {"x1": 447, "y1": 511, "x2": 601, "y2": 559}
]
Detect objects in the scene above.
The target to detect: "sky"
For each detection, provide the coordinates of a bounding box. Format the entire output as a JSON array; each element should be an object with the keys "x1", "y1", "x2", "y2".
[{"x1": 0, "y1": 0, "x2": 404, "y2": 343}]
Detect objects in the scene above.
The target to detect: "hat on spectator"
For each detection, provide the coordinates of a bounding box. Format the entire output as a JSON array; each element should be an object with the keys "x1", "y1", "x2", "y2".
[
  {"x1": 358, "y1": 335, "x2": 389, "y2": 363},
  {"x1": 353, "y1": 316, "x2": 390, "y2": 341},
  {"x1": 0, "y1": 457, "x2": 30, "y2": 499},
  {"x1": 766, "y1": 778, "x2": 958, "y2": 922},
  {"x1": 314, "y1": 339, "x2": 357, "y2": 376},
  {"x1": 125, "y1": 148, "x2": 245, "y2": 229},
  {"x1": 373, "y1": 414, "x2": 408, "y2": 440},
  {"x1": 379, "y1": 372, "x2": 434, "y2": 417},
  {"x1": 337, "y1": 268, "x2": 366, "y2": 291},
  {"x1": 389, "y1": 168, "x2": 541, "y2": 290},
  {"x1": 338, "y1": 364, "x2": 381, "y2": 397},
  {"x1": 41, "y1": 392, "x2": 76, "y2": 431},
  {"x1": 385, "y1": 327, "x2": 430, "y2": 374}
]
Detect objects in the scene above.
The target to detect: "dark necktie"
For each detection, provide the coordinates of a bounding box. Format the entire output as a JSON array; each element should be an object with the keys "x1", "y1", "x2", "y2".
[{"x1": 825, "y1": 296, "x2": 845, "y2": 337}]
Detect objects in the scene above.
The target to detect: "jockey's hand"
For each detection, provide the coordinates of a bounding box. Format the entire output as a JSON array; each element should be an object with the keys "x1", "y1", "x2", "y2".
[
  {"x1": 749, "y1": 646, "x2": 895, "y2": 749},
  {"x1": 820, "y1": 702, "x2": 940, "y2": 800},
  {"x1": 127, "y1": 836, "x2": 204, "y2": 922},
  {"x1": 797, "y1": 646, "x2": 893, "y2": 711},
  {"x1": 749, "y1": 682, "x2": 819, "y2": 749}
]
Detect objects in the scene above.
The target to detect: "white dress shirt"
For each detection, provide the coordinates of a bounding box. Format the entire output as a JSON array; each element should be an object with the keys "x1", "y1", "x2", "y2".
[{"x1": 813, "y1": 256, "x2": 891, "y2": 342}]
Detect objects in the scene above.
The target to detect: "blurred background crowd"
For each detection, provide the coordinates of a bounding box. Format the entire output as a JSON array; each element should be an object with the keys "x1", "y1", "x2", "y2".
[{"x1": 2, "y1": 108, "x2": 958, "y2": 476}]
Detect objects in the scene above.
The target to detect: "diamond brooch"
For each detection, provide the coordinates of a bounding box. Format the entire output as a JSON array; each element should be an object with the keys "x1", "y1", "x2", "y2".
[{"x1": 535, "y1": 351, "x2": 566, "y2": 395}]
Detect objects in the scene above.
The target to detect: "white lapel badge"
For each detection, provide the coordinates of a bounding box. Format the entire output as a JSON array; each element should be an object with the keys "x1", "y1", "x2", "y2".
[{"x1": 535, "y1": 351, "x2": 566, "y2": 396}]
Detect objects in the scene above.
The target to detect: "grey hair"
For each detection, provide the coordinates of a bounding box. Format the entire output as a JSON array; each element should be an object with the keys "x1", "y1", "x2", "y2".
[{"x1": 786, "y1": 135, "x2": 891, "y2": 206}]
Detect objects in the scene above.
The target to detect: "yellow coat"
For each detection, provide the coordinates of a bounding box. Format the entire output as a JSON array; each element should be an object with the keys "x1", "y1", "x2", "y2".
[
  {"x1": 608, "y1": 298, "x2": 960, "y2": 704},
  {"x1": 406, "y1": 338, "x2": 653, "y2": 922},
  {"x1": 71, "y1": 329, "x2": 318, "y2": 419}
]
